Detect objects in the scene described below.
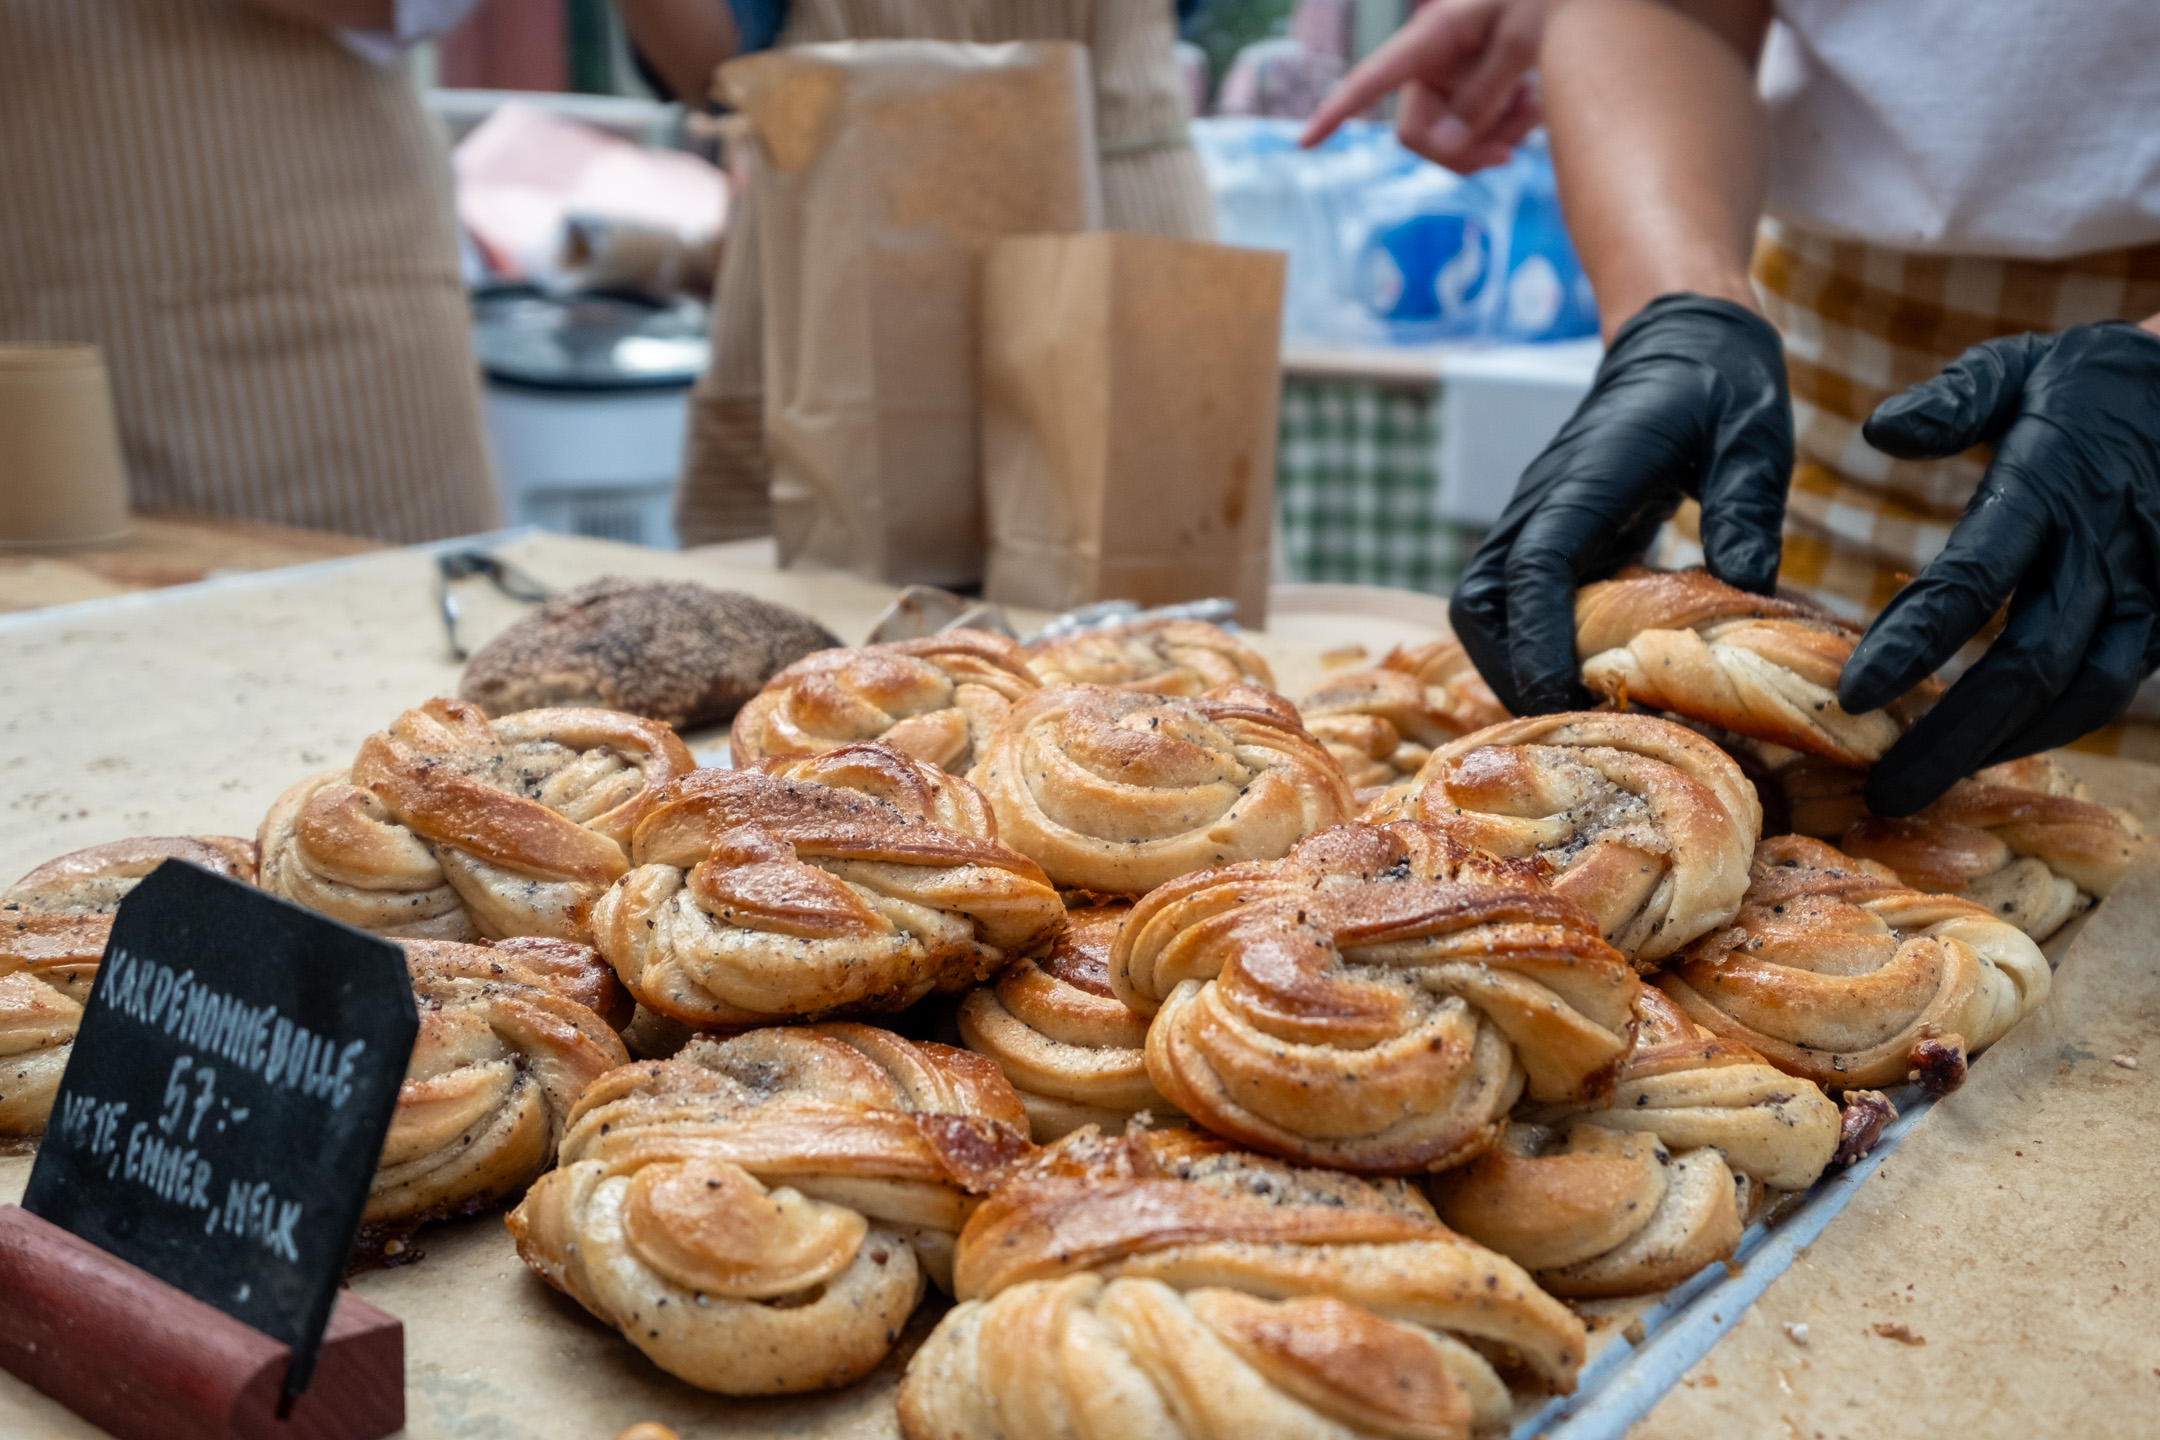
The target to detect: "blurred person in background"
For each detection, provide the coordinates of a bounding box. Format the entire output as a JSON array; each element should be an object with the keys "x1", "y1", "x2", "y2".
[
  {"x1": 0, "y1": 0, "x2": 500, "y2": 542},
  {"x1": 614, "y1": 0, "x2": 1220, "y2": 546},
  {"x1": 1212, "y1": 0, "x2": 1350, "y2": 120},
  {"x1": 1308, "y1": 0, "x2": 2160, "y2": 810}
]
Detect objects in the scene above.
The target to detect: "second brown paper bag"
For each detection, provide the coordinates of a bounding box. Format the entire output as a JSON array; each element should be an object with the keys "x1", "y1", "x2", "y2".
[
  {"x1": 980, "y1": 232, "x2": 1286, "y2": 625},
  {"x1": 722, "y1": 41, "x2": 1101, "y2": 588}
]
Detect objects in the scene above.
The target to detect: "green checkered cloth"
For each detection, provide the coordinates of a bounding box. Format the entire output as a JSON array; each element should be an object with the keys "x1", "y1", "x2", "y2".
[{"x1": 1275, "y1": 377, "x2": 1483, "y2": 594}]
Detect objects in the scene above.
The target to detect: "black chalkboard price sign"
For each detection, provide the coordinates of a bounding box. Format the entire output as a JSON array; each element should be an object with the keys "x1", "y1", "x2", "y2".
[{"x1": 20, "y1": 860, "x2": 418, "y2": 1399}]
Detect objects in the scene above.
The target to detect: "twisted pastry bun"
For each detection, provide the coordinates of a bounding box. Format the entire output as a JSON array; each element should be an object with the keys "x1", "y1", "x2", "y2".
[
  {"x1": 507, "y1": 1024, "x2": 1033, "y2": 1395},
  {"x1": 1575, "y1": 568, "x2": 1938, "y2": 766},
  {"x1": 1658, "y1": 836, "x2": 2050, "y2": 1090},
  {"x1": 1703, "y1": 739, "x2": 1863, "y2": 840},
  {"x1": 1024, "y1": 618, "x2": 1274, "y2": 697},
  {"x1": 1565, "y1": 987, "x2": 1842, "y2": 1191},
  {"x1": 2, "y1": 836, "x2": 257, "y2": 1134},
  {"x1": 970, "y1": 684, "x2": 1353, "y2": 895},
  {"x1": 1840, "y1": 755, "x2": 2147, "y2": 941},
  {"x1": 1299, "y1": 637, "x2": 1510, "y2": 789},
  {"x1": 1431, "y1": 989, "x2": 1842, "y2": 1297},
  {"x1": 900, "y1": 1124, "x2": 1586, "y2": 1439},
  {"x1": 729, "y1": 629, "x2": 1038, "y2": 774},
  {"x1": 1113, "y1": 821, "x2": 1640, "y2": 1172},
  {"x1": 592, "y1": 744, "x2": 1064, "y2": 1026},
  {"x1": 1388, "y1": 636, "x2": 1512, "y2": 730},
  {"x1": 474, "y1": 934, "x2": 635, "y2": 1032},
  {"x1": 1363, "y1": 712, "x2": 1762, "y2": 965},
  {"x1": 258, "y1": 698, "x2": 693, "y2": 943},
  {"x1": 1435, "y1": 1125, "x2": 1743, "y2": 1301},
  {"x1": 957, "y1": 901, "x2": 1178, "y2": 1141},
  {"x1": 370, "y1": 939, "x2": 629, "y2": 1230}
]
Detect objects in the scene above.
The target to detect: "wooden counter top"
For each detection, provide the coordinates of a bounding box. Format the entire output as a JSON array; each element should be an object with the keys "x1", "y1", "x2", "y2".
[{"x1": 0, "y1": 511, "x2": 384, "y2": 615}]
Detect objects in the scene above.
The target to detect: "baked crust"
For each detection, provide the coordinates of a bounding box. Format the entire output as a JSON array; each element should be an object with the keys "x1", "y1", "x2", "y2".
[
  {"x1": 592, "y1": 744, "x2": 1063, "y2": 1027},
  {"x1": 1025, "y1": 618, "x2": 1274, "y2": 697},
  {"x1": 459, "y1": 577, "x2": 839, "y2": 729},
  {"x1": 507, "y1": 1024, "x2": 1031, "y2": 1395},
  {"x1": 1299, "y1": 637, "x2": 1510, "y2": 789},
  {"x1": 730, "y1": 629, "x2": 1039, "y2": 774},
  {"x1": 957, "y1": 901, "x2": 1178, "y2": 1140},
  {"x1": 1, "y1": 836, "x2": 257, "y2": 1135},
  {"x1": 1657, "y1": 835, "x2": 2050, "y2": 1089},
  {"x1": 969, "y1": 683, "x2": 1353, "y2": 895},
  {"x1": 371, "y1": 940, "x2": 629, "y2": 1228},
  {"x1": 1431, "y1": 989, "x2": 1842, "y2": 1297},
  {"x1": 1574, "y1": 568, "x2": 1935, "y2": 765},
  {"x1": 256, "y1": 698, "x2": 693, "y2": 943},
  {"x1": 475, "y1": 934, "x2": 634, "y2": 1031},
  {"x1": 1840, "y1": 754, "x2": 2147, "y2": 939},
  {"x1": 1111, "y1": 821, "x2": 1640, "y2": 1173},
  {"x1": 898, "y1": 1125, "x2": 1587, "y2": 1440},
  {"x1": 1363, "y1": 711, "x2": 1762, "y2": 965}
]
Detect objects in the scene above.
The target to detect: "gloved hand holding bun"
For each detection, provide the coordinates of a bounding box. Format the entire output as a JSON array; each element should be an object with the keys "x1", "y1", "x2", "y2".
[
  {"x1": 1841, "y1": 322, "x2": 2160, "y2": 815},
  {"x1": 1449, "y1": 295, "x2": 1794, "y2": 717}
]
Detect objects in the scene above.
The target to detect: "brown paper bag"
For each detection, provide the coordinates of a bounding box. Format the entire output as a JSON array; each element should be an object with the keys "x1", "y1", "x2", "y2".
[
  {"x1": 980, "y1": 232, "x2": 1286, "y2": 626},
  {"x1": 721, "y1": 41, "x2": 1102, "y2": 588}
]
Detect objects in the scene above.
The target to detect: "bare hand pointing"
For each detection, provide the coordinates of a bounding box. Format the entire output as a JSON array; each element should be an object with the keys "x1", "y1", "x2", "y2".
[{"x1": 1300, "y1": 0, "x2": 1547, "y2": 173}]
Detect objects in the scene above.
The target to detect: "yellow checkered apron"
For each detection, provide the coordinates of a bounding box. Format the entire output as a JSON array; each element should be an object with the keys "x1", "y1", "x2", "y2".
[{"x1": 1660, "y1": 217, "x2": 2160, "y2": 757}]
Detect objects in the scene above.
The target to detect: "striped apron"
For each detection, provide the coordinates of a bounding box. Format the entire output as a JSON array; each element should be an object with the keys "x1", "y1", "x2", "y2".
[
  {"x1": 0, "y1": 0, "x2": 500, "y2": 544},
  {"x1": 675, "y1": 0, "x2": 1218, "y2": 546},
  {"x1": 1658, "y1": 217, "x2": 2160, "y2": 756}
]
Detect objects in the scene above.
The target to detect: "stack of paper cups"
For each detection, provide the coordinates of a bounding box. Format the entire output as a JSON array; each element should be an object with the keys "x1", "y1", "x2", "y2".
[{"x1": 0, "y1": 344, "x2": 131, "y2": 549}]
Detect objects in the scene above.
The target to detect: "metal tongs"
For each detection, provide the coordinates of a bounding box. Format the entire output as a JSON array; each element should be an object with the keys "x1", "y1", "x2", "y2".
[
  {"x1": 435, "y1": 550, "x2": 553, "y2": 661},
  {"x1": 1023, "y1": 597, "x2": 1238, "y2": 646},
  {"x1": 864, "y1": 586, "x2": 1240, "y2": 647}
]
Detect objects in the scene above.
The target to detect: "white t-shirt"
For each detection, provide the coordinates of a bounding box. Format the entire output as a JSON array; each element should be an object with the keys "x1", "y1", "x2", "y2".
[{"x1": 1761, "y1": 1, "x2": 2160, "y2": 257}]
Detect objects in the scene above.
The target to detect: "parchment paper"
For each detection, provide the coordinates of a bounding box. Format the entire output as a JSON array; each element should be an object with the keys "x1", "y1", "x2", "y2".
[
  {"x1": 0, "y1": 535, "x2": 903, "y2": 885},
  {"x1": 1630, "y1": 789, "x2": 2160, "y2": 1439}
]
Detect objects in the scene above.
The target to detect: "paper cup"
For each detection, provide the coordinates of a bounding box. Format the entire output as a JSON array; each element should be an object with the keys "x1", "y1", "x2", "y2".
[{"x1": 0, "y1": 344, "x2": 132, "y2": 550}]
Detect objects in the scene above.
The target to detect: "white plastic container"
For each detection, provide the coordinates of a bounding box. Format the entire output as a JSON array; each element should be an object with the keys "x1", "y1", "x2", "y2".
[
  {"x1": 483, "y1": 384, "x2": 685, "y2": 547},
  {"x1": 472, "y1": 287, "x2": 708, "y2": 548}
]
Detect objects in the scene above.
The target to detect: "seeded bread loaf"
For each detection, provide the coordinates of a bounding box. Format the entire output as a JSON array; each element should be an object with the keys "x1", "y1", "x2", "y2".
[{"x1": 461, "y1": 578, "x2": 840, "y2": 730}]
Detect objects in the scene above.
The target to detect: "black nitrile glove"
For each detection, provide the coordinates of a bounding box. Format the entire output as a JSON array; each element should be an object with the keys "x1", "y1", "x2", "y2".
[
  {"x1": 1449, "y1": 294, "x2": 1794, "y2": 714},
  {"x1": 1840, "y1": 322, "x2": 2160, "y2": 816}
]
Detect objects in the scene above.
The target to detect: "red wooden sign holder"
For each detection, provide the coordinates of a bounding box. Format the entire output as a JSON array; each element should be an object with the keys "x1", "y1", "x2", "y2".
[{"x1": 0, "y1": 1206, "x2": 403, "y2": 1440}]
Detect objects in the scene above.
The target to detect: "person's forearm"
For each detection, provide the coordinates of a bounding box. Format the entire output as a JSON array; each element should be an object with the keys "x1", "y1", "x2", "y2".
[
  {"x1": 613, "y1": 0, "x2": 739, "y2": 104},
  {"x1": 245, "y1": 0, "x2": 395, "y2": 27},
  {"x1": 2143, "y1": 310, "x2": 2160, "y2": 338},
  {"x1": 1542, "y1": 0, "x2": 1772, "y2": 339}
]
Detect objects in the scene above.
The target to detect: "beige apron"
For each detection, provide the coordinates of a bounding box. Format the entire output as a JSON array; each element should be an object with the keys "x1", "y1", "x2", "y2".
[
  {"x1": 0, "y1": 0, "x2": 500, "y2": 543},
  {"x1": 676, "y1": 0, "x2": 1217, "y2": 546}
]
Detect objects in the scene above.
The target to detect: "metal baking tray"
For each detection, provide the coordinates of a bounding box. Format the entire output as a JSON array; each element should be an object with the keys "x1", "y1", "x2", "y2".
[{"x1": 1512, "y1": 1084, "x2": 1935, "y2": 1438}]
